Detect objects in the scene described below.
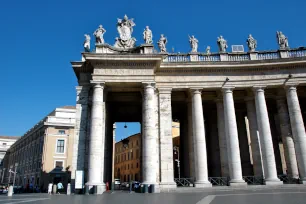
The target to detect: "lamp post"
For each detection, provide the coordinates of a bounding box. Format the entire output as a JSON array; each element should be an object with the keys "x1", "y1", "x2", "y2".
[
  {"x1": 174, "y1": 146, "x2": 180, "y2": 179},
  {"x1": 1, "y1": 168, "x2": 5, "y2": 183},
  {"x1": 8, "y1": 165, "x2": 13, "y2": 185}
]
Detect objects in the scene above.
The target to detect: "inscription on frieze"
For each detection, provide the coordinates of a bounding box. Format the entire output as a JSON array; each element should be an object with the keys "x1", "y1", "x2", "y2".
[{"x1": 94, "y1": 68, "x2": 152, "y2": 75}]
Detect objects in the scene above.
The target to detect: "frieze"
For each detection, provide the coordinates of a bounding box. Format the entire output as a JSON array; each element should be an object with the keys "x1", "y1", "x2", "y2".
[
  {"x1": 94, "y1": 68, "x2": 152, "y2": 75},
  {"x1": 92, "y1": 62, "x2": 156, "y2": 68}
]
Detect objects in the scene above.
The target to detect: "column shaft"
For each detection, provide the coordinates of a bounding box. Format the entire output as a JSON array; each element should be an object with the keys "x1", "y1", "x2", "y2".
[
  {"x1": 158, "y1": 88, "x2": 176, "y2": 188},
  {"x1": 254, "y1": 87, "x2": 282, "y2": 185},
  {"x1": 245, "y1": 99, "x2": 263, "y2": 177},
  {"x1": 187, "y1": 99, "x2": 195, "y2": 178},
  {"x1": 222, "y1": 87, "x2": 246, "y2": 185},
  {"x1": 286, "y1": 86, "x2": 306, "y2": 182},
  {"x1": 86, "y1": 83, "x2": 106, "y2": 193},
  {"x1": 276, "y1": 98, "x2": 299, "y2": 178},
  {"x1": 191, "y1": 89, "x2": 211, "y2": 187},
  {"x1": 142, "y1": 83, "x2": 158, "y2": 185},
  {"x1": 216, "y1": 99, "x2": 229, "y2": 177}
]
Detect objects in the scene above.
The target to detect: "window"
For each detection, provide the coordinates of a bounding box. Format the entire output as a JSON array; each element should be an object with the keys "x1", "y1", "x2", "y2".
[
  {"x1": 131, "y1": 151, "x2": 133, "y2": 159},
  {"x1": 136, "y1": 140, "x2": 138, "y2": 146},
  {"x1": 58, "y1": 130, "x2": 65, "y2": 135},
  {"x1": 137, "y1": 162, "x2": 138, "y2": 168},
  {"x1": 56, "y1": 139, "x2": 65, "y2": 153},
  {"x1": 128, "y1": 164, "x2": 129, "y2": 170},
  {"x1": 136, "y1": 149, "x2": 139, "y2": 158},
  {"x1": 2, "y1": 143, "x2": 7, "y2": 146},
  {"x1": 131, "y1": 163, "x2": 133, "y2": 169},
  {"x1": 55, "y1": 161, "x2": 63, "y2": 168}
]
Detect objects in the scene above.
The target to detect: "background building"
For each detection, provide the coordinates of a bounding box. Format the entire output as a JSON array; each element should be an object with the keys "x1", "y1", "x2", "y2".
[
  {"x1": 0, "y1": 106, "x2": 76, "y2": 192},
  {"x1": 0, "y1": 136, "x2": 19, "y2": 166}
]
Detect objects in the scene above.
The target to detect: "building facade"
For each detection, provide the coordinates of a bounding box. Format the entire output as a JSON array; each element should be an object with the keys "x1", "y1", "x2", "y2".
[
  {"x1": 71, "y1": 15, "x2": 306, "y2": 193},
  {"x1": 0, "y1": 136, "x2": 20, "y2": 166},
  {"x1": 0, "y1": 106, "x2": 76, "y2": 191}
]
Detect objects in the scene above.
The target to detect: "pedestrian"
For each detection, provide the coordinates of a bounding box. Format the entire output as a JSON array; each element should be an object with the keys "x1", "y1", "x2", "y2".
[
  {"x1": 48, "y1": 183, "x2": 53, "y2": 195},
  {"x1": 57, "y1": 182, "x2": 63, "y2": 194}
]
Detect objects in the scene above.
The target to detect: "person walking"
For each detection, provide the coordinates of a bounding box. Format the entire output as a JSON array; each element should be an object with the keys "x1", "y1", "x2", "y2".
[
  {"x1": 48, "y1": 183, "x2": 53, "y2": 195},
  {"x1": 57, "y1": 182, "x2": 63, "y2": 194}
]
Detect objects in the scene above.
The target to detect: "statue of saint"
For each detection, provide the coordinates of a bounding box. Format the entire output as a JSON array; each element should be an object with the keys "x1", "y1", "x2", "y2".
[
  {"x1": 247, "y1": 34, "x2": 257, "y2": 52},
  {"x1": 93, "y1": 25, "x2": 106, "y2": 44},
  {"x1": 143, "y1": 26, "x2": 153, "y2": 44},
  {"x1": 115, "y1": 15, "x2": 136, "y2": 48},
  {"x1": 83, "y1": 34, "x2": 91, "y2": 52},
  {"x1": 276, "y1": 31, "x2": 289, "y2": 49},
  {"x1": 206, "y1": 46, "x2": 211, "y2": 55},
  {"x1": 217, "y1": 35, "x2": 228, "y2": 52},
  {"x1": 189, "y1": 35, "x2": 199, "y2": 52},
  {"x1": 157, "y1": 34, "x2": 167, "y2": 53}
]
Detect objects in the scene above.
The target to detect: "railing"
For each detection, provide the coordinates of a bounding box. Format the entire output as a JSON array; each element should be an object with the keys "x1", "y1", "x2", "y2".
[
  {"x1": 174, "y1": 178, "x2": 194, "y2": 187},
  {"x1": 228, "y1": 54, "x2": 250, "y2": 61},
  {"x1": 257, "y1": 52, "x2": 280, "y2": 60},
  {"x1": 288, "y1": 50, "x2": 306, "y2": 58},
  {"x1": 277, "y1": 175, "x2": 300, "y2": 184},
  {"x1": 166, "y1": 54, "x2": 190, "y2": 62},
  {"x1": 208, "y1": 177, "x2": 229, "y2": 186},
  {"x1": 198, "y1": 54, "x2": 220, "y2": 62},
  {"x1": 243, "y1": 176, "x2": 264, "y2": 185}
]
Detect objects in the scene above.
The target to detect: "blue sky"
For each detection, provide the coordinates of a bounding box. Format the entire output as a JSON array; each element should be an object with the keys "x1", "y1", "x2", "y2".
[{"x1": 0, "y1": 0, "x2": 305, "y2": 139}]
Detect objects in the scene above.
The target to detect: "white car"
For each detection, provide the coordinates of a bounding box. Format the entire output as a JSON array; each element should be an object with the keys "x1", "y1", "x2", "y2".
[{"x1": 114, "y1": 179, "x2": 121, "y2": 185}]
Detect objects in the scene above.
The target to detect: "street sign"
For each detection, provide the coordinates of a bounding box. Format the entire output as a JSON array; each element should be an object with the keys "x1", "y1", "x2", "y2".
[{"x1": 75, "y1": 170, "x2": 84, "y2": 189}]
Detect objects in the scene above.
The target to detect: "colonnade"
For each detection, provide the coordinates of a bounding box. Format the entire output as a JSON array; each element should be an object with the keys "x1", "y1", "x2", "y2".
[{"x1": 85, "y1": 82, "x2": 306, "y2": 192}]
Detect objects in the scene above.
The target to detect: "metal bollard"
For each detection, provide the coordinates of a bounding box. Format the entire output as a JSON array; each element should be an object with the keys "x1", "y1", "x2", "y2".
[
  {"x1": 93, "y1": 185, "x2": 97, "y2": 194},
  {"x1": 144, "y1": 184, "x2": 148, "y2": 193},
  {"x1": 150, "y1": 184, "x2": 155, "y2": 193},
  {"x1": 67, "y1": 183, "x2": 71, "y2": 195},
  {"x1": 85, "y1": 185, "x2": 89, "y2": 195},
  {"x1": 129, "y1": 181, "x2": 132, "y2": 193}
]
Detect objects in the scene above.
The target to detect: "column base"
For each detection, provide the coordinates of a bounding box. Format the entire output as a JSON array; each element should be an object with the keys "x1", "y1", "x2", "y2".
[
  {"x1": 141, "y1": 182, "x2": 160, "y2": 193},
  {"x1": 159, "y1": 182, "x2": 177, "y2": 189},
  {"x1": 85, "y1": 182, "x2": 106, "y2": 194},
  {"x1": 265, "y1": 179, "x2": 283, "y2": 186},
  {"x1": 229, "y1": 179, "x2": 247, "y2": 186},
  {"x1": 194, "y1": 181, "x2": 212, "y2": 188}
]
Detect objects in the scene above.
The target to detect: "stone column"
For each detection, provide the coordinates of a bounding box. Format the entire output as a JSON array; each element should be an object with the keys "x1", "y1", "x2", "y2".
[
  {"x1": 190, "y1": 89, "x2": 211, "y2": 187},
  {"x1": 86, "y1": 82, "x2": 106, "y2": 193},
  {"x1": 158, "y1": 88, "x2": 176, "y2": 189},
  {"x1": 222, "y1": 87, "x2": 246, "y2": 186},
  {"x1": 71, "y1": 86, "x2": 89, "y2": 191},
  {"x1": 285, "y1": 85, "x2": 306, "y2": 183},
  {"x1": 187, "y1": 98, "x2": 195, "y2": 178},
  {"x1": 253, "y1": 87, "x2": 282, "y2": 185},
  {"x1": 215, "y1": 98, "x2": 229, "y2": 177},
  {"x1": 154, "y1": 89, "x2": 160, "y2": 187},
  {"x1": 142, "y1": 82, "x2": 158, "y2": 185},
  {"x1": 276, "y1": 95, "x2": 299, "y2": 178},
  {"x1": 245, "y1": 97, "x2": 263, "y2": 177}
]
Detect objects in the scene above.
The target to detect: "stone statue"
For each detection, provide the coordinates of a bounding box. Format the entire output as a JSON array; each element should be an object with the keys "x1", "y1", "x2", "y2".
[
  {"x1": 114, "y1": 15, "x2": 136, "y2": 49},
  {"x1": 246, "y1": 34, "x2": 257, "y2": 52},
  {"x1": 189, "y1": 35, "x2": 199, "y2": 52},
  {"x1": 93, "y1": 25, "x2": 106, "y2": 44},
  {"x1": 206, "y1": 46, "x2": 211, "y2": 55},
  {"x1": 276, "y1": 31, "x2": 289, "y2": 49},
  {"x1": 143, "y1": 26, "x2": 153, "y2": 44},
  {"x1": 157, "y1": 34, "x2": 167, "y2": 53},
  {"x1": 217, "y1": 36, "x2": 228, "y2": 52},
  {"x1": 83, "y1": 34, "x2": 90, "y2": 52}
]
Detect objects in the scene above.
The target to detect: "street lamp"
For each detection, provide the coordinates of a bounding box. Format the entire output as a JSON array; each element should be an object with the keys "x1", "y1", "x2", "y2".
[
  {"x1": 173, "y1": 146, "x2": 180, "y2": 179},
  {"x1": 12, "y1": 163, "x2": 18, "y2": 188},
  {"x1": 8, "y1": 165, "x2": 13, "y2": 185}
]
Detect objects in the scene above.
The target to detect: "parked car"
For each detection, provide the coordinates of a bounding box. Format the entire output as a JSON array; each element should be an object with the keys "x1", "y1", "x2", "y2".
[{"x1": 114, "y1": 179, "x2": 120, "y2": 185}]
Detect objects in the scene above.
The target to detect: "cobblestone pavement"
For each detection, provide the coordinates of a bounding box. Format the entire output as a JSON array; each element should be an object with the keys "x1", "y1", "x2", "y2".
[{"x1": 0, "y1": 186, "x2": 306, "y2": 204}]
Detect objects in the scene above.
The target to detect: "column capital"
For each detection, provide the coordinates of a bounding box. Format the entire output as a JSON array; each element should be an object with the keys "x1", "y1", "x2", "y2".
[
  {"x1": 284, "y1": 83, "x2": 299, "y2": 91},
  {"x1": 221, "y1": 86, "x2": 235, "y2": 93},
  {"x1": 189, "y1": 88, "x2": 202, "y2": 95},
  {"x1": 252, "y1": 86, "x2": 266, "y2": 92},
  {"x1": 158, "y1": 88, "x2": 172, "y2": 94},
  {"x1": 142, "y1": 81, "x2": 156, "y2": 88},
  {"x1": 90, "y1": 80, "x2": 105, "y2": 88}
]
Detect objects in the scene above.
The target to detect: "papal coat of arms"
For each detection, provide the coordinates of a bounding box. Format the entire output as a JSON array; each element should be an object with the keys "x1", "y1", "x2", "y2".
[{"x1": 114, "y1": 15, "x2": 136, "y2": 49}]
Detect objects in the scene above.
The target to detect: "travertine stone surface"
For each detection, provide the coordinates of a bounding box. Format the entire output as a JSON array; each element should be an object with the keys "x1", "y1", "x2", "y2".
[
  {"x1": 187, "y1": 98, "x2": 195, "y2": 178},
  {"x1": 158, "y1": 88, "x2": 176, "y2": 188},
  {"x1": 71, "y1": 86, "x2": 89, "y2": 190},
  {"x1": 286, "y1": 86, "x2": 306, "y2": 183},
  {"x1": 222, "y1": 87, "x2": 246, "y2": 185},
  {"x1": 86, "y1": 83, "x2": 106, "y2": 193},
  {"x1": 216, "y1": 98, "x2": 229, "y2": 177},
  {"x1": 245, "y1": 97, "x2": 263, "y2": 177},
  {"x1": 191, "y1": 89, "x2": 211, "y2": 187},
  {"x1": 276, "y1": 97, "x2": 299, "y2": 178},
  {"x1": 253, "y1": 87, "x2": 282, "y2": 185},
  {"x1": 142, "y1": 82, "x2": 158, "y2": 185}
]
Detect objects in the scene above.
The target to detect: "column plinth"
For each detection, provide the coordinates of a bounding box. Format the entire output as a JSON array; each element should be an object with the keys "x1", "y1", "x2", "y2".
[
  {"x1": 253, "y1": 87, "x2": 282, "y2": 185},
  {"x1": 222, "y1": 87, "x2": 246, "y2": 186},
  {"x1": 285, "y1": 85, "x2": 306, "y2": 183},
  {"x1": 190, "y1": 89, "x2": 212, "y2": 188}
]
